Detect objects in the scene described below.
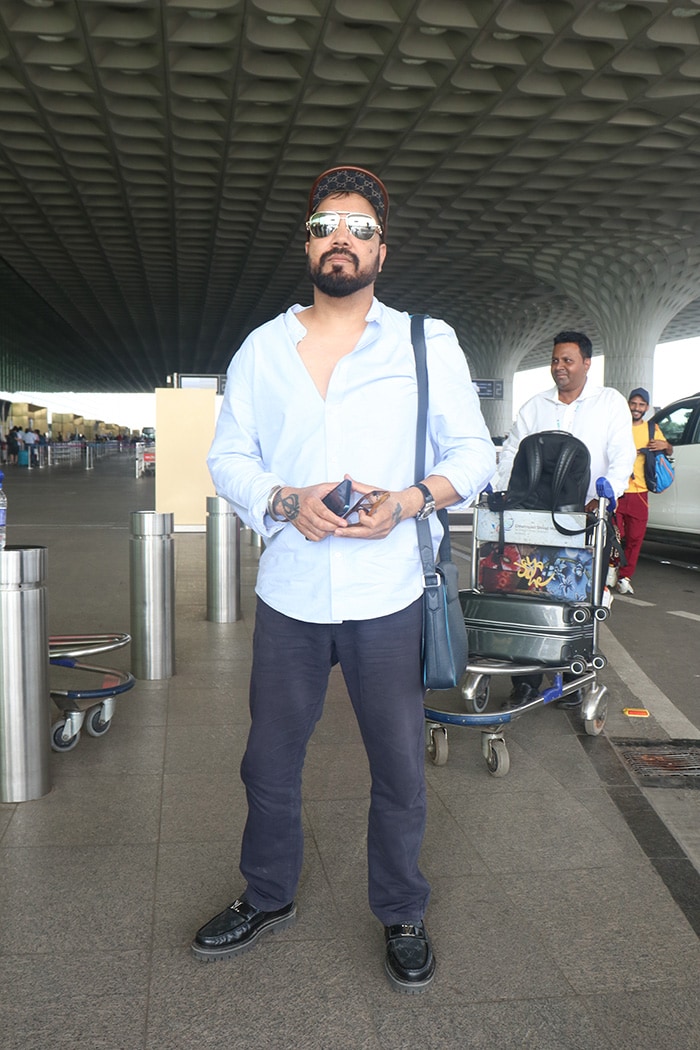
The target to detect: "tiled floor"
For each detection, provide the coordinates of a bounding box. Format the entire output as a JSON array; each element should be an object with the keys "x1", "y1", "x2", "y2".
[{"x1": 1, "y1": 451, "x2": 699, "y2": 1050}]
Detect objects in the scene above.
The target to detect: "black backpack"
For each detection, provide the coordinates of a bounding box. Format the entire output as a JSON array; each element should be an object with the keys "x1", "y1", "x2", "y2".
[{"x1": 487, "y1": 430, "x2": 591, "y2": 534}]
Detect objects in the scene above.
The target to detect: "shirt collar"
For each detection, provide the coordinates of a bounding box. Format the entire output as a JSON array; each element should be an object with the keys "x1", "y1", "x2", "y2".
[
  {"x1": 543, "y1": 377, "x2": 601, "y2": 405},
  {"x1": 286, "y1": 297, "x2": 382, "y2": 336}
]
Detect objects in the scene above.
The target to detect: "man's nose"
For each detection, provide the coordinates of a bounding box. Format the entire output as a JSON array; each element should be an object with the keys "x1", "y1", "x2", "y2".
[{"x1": 330, "y1": 217, "x2": 353, "y2": 241}]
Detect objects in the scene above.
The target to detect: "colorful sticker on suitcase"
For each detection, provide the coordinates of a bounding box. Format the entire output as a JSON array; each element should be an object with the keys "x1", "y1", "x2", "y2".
[{"x1": 478, "y1": 543, "x2": 593, "y2": 602}]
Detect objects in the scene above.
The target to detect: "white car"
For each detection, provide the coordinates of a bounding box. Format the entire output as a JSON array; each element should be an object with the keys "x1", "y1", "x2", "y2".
[{"x1": 645, "y1": 393, "x2": 700, "y2": 543}]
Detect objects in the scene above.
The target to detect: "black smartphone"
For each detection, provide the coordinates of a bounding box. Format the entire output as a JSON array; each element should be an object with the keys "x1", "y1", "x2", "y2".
[{"x1": 322, "y1": 478, "x2": 352, "y2": 516}]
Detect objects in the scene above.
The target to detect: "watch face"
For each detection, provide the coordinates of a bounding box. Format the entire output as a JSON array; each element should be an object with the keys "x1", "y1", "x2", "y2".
[{"x1": 417, "y1": 495, "x2": 436, "y2": 520}]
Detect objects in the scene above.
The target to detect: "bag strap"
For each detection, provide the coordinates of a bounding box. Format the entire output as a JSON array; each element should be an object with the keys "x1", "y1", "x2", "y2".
[
  {"x1": 550, "y1": 438, "x2": 580, "y2": 512},
  {"x1": 648, "y1": 419, "x2": 654, "y2": 444},
  {"x1": 410, "y1": 314, "x2": 451, "y2": 577},
  {"x1": 518, "y1": 435, "x2": 543, "y2": 509},
  {"x1": 546, "y1": 433, "x2": 593, "y2": 536}
]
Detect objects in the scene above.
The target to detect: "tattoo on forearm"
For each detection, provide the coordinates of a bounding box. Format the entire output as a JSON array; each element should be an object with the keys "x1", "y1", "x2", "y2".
[
  {"x1": 392, "y1": 503, "x2": 402, "y2": 526},
  {"x1": 280, "y1": 493, "x2": 300, "y2": 521}
]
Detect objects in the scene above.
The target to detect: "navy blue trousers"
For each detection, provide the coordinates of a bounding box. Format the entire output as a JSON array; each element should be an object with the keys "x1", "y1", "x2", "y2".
[{"x1": 239, "y1": 596, "x2": 430, "y2": 926}]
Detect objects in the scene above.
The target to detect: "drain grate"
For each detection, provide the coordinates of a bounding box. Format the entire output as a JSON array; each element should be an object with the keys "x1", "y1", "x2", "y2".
[{"x1": 613, "y1": 739, "x2": 700, "y2": 789}]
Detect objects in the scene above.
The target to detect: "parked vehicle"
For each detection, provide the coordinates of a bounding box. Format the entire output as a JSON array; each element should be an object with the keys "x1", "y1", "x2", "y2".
[{"x1": 645, "y1": 392, "x2": 700, "y2": 544}]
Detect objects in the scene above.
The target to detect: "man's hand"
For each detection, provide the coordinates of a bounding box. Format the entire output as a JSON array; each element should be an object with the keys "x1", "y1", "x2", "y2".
[
  {"x1": 333, "y1": 478, "x2": 411, "y2": 540},
  {"x1": 274, "y1": 482, "x2": 353, "y2": 542},
  {"x1": 647, "y1": 438, "x2": 673, "y2": 455},
  {"x1": 276, "y1": 475, "x2": 461, "y2": 542}
]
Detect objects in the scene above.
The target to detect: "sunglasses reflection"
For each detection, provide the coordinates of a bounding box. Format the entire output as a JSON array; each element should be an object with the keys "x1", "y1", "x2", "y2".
[{"x1": 306, "y1": 211, "x2": 382, "y2": 241}]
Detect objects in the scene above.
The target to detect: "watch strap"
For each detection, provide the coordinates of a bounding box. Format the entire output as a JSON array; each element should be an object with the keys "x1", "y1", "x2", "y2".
[
  {"x1": 413, "y1": 481, "x2": 433, "y2": 506},
  {"x1": 413, "y1": 481, "x2": 435, "y2": 519}
]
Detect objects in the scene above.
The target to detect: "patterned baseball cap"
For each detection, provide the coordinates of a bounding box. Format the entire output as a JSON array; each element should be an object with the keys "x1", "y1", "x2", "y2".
[{"x1": 306, "y1": 166, "x2": 389, "y2": 228}]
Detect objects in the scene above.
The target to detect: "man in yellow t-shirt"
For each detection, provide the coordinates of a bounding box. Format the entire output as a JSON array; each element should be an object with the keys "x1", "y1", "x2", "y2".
[{"x1": 615, "y1": 387, "x2": 673, "y2": 594}]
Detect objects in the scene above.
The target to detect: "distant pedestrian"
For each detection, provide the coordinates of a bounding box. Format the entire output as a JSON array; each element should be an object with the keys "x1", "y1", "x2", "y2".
[
  {"x1": 6, "y1": 427, "x2": 19, "y2": 465},
  {"x1": 23, "y1": 427, "x2": 38, "y2": 466},
  {"x1": 615, "y1": 388, "x2": 673, "y2": 595}
]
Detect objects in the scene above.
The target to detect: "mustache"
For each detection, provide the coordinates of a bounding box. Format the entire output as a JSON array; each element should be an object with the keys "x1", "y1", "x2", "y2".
[{"x1": 319, "y1": 247, "x2": 359, "y2": 268}]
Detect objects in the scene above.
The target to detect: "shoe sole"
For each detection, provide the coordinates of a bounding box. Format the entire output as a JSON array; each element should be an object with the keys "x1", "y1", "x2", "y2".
[
  {"x1": 384, "y1": 958, "x2": 436, "y2": 994},
  {"x1": 190, "y1": 907, "x2": 297, "y2": 963}
]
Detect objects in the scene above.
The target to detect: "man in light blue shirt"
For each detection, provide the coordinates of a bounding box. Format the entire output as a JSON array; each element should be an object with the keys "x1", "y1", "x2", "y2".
[{"x1": 194, "y1": 165, "x2": 496, "y2": 992}]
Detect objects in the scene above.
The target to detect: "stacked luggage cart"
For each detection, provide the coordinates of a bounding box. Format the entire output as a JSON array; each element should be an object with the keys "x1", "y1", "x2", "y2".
[
  {"x1": 49, "y1": 633, "x2": 135, "y2": 751},
  {"x1": 424, "y1": 494, "x2": 612, "y2": 777}
]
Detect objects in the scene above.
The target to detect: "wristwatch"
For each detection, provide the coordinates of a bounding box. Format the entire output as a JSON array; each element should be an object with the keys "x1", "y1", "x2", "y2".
[{"x1": 413, "y1": 482, "x2": 436, "y2": 521}]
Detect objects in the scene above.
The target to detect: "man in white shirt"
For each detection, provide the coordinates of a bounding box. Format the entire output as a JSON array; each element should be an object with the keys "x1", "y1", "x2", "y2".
[
  {"x1": 494, "y1": 331, "x2": 636, "y2": 706},
  {"x1": 495, "y1": 332, "x2": 636, "y2": 509},
  {"x1": 22, "y1": 427, "x2": 38, "y2": 466},
  {"x1": 194, "y1": 165, "x2": 496, "y2": 992}
]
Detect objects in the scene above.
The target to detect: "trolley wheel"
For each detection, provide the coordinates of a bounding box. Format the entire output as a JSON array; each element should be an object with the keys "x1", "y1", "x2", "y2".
[
  {"x1": 85, "y1": 705, "x2": 112, "y2": 738},
  {"x1": 427, "y1": 727, "x2": 449, "y2": 766},
  {"x1": 51, "y1": 719, "x2": 81, "y2": 752},
  {"x1": 584, "y1": 690, "x2": 608, "y2": 737},
  {"x1": 464, "y1": 679, "x2": 490, "y2": 715},
  {"x1": 486, "y1": 738, "x2": 510, "y2": 777}
]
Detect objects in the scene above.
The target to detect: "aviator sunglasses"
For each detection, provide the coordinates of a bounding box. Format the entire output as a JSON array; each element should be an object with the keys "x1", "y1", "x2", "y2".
[{"x1": 306, "y1": 211, "x2": 383, "y2": 241}]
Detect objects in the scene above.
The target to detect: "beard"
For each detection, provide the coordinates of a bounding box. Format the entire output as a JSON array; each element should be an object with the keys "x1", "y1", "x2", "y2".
[{"x1": 307, "y1": 248, "x2": 380, "y2": 298}]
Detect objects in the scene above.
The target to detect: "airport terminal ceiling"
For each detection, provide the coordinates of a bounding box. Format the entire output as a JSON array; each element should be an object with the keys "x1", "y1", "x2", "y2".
[{"x1": 3, "y1": 0, "x2": 700, "y2": 393}]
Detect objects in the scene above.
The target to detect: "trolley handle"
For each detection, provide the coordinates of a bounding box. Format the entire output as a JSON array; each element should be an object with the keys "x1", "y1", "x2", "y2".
[{"x1": 49, "y1": 633, "x2": 131, "y2": 659}]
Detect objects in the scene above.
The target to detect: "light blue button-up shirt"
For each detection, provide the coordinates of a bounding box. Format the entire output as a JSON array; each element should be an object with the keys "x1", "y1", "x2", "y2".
[{"x1": 208, "y1": 299, "x2": 496, "y2": 623}]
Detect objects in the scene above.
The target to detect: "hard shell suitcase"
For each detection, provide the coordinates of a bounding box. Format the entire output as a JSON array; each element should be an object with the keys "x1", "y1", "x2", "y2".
[{"x1": 460, "y1": 590, "x2": 594, "y2": 668}]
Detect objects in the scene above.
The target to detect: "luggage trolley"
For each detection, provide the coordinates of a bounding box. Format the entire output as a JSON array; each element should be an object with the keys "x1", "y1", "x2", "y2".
[
  {"x1": 424, "y1": 494, "x2": 612, "y2": 777},
  {"x1": 49, "y1": 633, "x2": 135, "y2": 752}
]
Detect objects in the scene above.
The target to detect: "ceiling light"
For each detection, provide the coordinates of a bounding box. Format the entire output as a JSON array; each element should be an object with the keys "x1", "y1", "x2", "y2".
[
  {"x1": 597, "y1": 2, "x2": 626, "y2": 11},
  {"x1": 266, "y1": 15, "x2": 296, "y2": 24},
  {"x1": 671, "y1": 7, "x2": 699, "y2": 15},
  {"x1": 402, "y1": 58, "x2": 426, "y2": 65},
  {"x1": 24, "y1": 0, "x2": 54, "y2": 7},
  {"x1": 493, "y1": 31, "x2": 518, "y2": 40},
  {"x1": 38, "y1": 34, "x2": 64, "y2": 42},
  {"x1": 419, "y1": 26, "x2": 446, "y2": 35},
  {"x1": 187, "y1": 10, "x2": 217, "y2": 18},
  {"x1": 49, "y1": 65, "x2": 71, "y2": 71}
]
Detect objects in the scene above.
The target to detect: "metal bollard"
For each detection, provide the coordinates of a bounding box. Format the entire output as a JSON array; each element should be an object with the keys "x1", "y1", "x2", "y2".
[
  {"x1": 85, "y1": 443, "x2": 94, "y2": 470},
  {"x1": 129, "y1": 511, "x2": 175, "y2": 680},
  {"x1": 0, "y1": 547, "x2": 51, "y2": 802},
  {"x1": 206, "y1": 496, "x2": 241, "y2": 622}
]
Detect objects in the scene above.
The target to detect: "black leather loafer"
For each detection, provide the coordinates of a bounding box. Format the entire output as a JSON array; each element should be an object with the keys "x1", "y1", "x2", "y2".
[
  {"x1": 384, "y1": 922, "x2": 435, "y2": 993},
  {"x1": 191, "y1": 896, "x2": 296, "y2": 962}
]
